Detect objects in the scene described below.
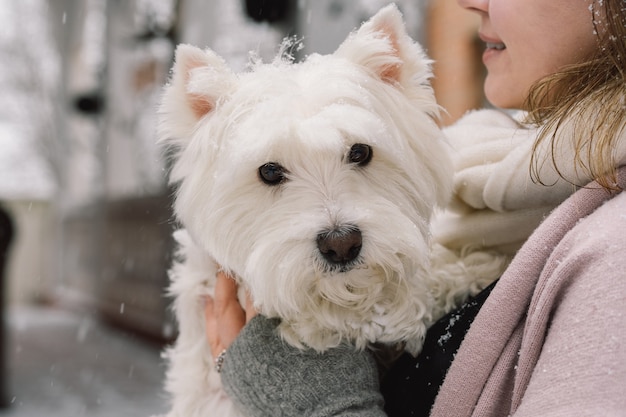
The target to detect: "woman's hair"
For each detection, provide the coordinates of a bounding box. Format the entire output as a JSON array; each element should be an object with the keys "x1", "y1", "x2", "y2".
[{"x1": 525, "y1": 0, "x2": 626, "y2": 190}]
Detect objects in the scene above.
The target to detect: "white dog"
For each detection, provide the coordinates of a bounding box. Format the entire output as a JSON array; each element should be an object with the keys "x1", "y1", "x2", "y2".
[{"x1": 158, "y1": 5, "x2": 487, "y2": 417}]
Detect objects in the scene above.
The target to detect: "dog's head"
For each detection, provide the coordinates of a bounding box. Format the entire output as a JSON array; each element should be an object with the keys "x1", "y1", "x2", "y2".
[{"x1": 159, "y1": 5, "x2": 452, "y2": 351}]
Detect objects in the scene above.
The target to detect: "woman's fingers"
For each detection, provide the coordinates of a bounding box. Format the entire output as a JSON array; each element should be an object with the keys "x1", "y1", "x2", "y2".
[
  {"x1": 214, "y1": 269, "x2": 240, "y2": 312},
  {"x1": 244, "y1": 290, "x2": 257, "y2": 323},
  {"x1": 203, "y1": 295, "x2": 222, "y2": 355},
  {"x1": 204, "y1": 270, "x2": 247, "y2": 360}
]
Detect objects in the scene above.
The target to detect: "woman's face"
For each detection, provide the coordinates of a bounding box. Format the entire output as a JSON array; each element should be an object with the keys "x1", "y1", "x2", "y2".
[{"x1": 458, "y1": 0, "x2": 599, "y2": 109}]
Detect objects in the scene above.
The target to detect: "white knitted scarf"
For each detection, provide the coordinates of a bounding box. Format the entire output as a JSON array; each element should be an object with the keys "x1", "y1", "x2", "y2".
[{"x1": 432, "y1": 109, "x2": 626, "y2": 256}]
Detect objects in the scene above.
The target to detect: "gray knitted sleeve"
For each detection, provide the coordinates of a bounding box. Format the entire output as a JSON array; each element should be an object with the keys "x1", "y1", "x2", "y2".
[{"x1": 221, "y1": 315, "x2": 387, "y2": 417}]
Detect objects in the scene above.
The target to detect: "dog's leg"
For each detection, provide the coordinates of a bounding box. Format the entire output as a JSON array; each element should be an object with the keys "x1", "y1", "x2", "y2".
[{"x1": 429, "y1": 243, "x2": 509, "y2": 321}]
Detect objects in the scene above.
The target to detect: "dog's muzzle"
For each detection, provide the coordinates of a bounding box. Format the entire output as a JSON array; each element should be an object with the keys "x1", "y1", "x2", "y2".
[{"x1": 317, "y1": 225, "x2": 362, "y2": 271}]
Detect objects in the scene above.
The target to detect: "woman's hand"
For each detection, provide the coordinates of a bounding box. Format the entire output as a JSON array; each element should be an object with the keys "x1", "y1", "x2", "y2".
[
  {"x1": 207, "y1": 273, "x2": 385, "y2": 416},
  {"x1": 204, "y1": 270, "x2": 257, "y2": 362}
]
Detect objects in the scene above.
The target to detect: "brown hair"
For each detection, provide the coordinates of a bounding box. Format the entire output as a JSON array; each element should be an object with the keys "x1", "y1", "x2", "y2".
[{"x1": 525, "y1": 0, "x2": 626, "y2": 190}]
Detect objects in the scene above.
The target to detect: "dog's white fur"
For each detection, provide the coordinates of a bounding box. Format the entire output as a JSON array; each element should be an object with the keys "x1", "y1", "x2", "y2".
[{"x1": 158, "y1": 5, "x2": 493, "y2": 417}]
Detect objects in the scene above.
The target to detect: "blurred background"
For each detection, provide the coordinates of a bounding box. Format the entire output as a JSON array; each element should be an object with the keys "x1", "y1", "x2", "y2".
[{"x1": 0, "y1": 0, "x2": 482, "y2": 415}]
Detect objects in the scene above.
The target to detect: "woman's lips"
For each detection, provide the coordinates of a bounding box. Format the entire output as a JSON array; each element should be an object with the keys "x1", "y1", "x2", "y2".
[{"x1": 480, "y1": 34, "x2": 506, "y2": 63}]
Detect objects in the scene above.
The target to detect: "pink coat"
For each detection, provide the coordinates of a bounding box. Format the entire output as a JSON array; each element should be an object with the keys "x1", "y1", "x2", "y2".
[{"x1": 431, "y1": 166, "x2": 626, "y2": 416}]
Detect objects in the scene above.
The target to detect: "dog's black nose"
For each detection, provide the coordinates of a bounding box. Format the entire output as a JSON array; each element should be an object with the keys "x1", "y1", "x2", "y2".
[{"x1": 317, "y1": 226, "x2": 362, "y2": 267}]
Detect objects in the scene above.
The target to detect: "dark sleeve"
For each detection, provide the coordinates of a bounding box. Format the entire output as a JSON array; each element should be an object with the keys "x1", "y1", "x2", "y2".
[
  {"x1": 382, "y1": 279, "x2": 497, "y2": 417},
  {"x1": 221, "y1": 315, "x2": 387, "y2": 417}
]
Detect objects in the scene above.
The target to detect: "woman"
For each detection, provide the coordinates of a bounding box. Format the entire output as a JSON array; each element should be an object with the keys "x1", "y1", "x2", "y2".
[{"x1": 204, "y1": 0, "x2": 626, "y2": 415}]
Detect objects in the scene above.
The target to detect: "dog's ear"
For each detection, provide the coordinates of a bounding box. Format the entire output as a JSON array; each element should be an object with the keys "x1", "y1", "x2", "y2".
[
  {"x1": 158, "y1": 44, "x2": 236, "y2": 148},
  {"x1": 335, "y1": 4, "x2": 432, "y2": 89}
]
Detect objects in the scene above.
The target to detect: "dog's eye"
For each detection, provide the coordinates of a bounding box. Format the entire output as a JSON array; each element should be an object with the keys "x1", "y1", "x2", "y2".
[
  {"x1": 348, "y1": 144, "x2": 373, "y2": 167},
  {"x1": 258, "y1": 163, "x2": 287, "y2": 185}
]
